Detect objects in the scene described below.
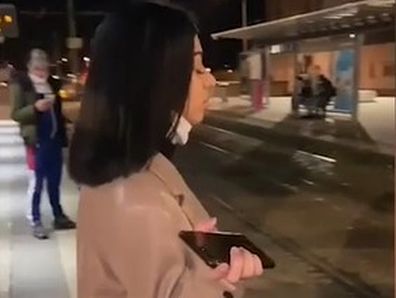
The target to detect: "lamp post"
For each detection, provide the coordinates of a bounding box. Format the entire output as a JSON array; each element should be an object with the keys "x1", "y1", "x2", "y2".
[
  {"x1": 67, "y1": 0, "x2": 77, "y2": 37},
  {"x1": 241, "y1": 0, "x2": 248, "y2": 51},
  {"x1": 66, "y1": 0, "x2": 81, "y2": 74},
  {"x1": 0, "y1": 34, "x2": 5, "y2": 64}
]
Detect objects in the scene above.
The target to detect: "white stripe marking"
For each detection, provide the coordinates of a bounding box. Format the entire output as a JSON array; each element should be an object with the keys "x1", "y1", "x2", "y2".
[
  {"x1": 0, "y1": 191, "x2": 12, "y2": 298},
  {"x1": 199, "y1": 141, "x2": 230, "y2": 155},
  {"x1": 296, "y1": 150, "x2": 337, "y2": 164}
]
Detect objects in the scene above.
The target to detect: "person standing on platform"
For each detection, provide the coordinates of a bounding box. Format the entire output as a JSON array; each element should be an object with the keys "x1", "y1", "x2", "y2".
[
  {"x1": 10, "y1": 49, "x2": 76, "y2": 240},
  {"x1": 69, "y1": 3, "x2": 264, "y2": 297},
  {"x1": 308, "y1": 65, "x2": 336, "y2": 118}
]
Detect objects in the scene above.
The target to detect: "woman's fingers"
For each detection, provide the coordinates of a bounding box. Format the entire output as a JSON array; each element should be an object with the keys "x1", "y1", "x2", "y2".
[
  {"x1": 212, "y1": 248, "x2": 264, "y2": 293},
  {"x1": 195, "y1": 217, "x2": 217, "y2": 232},
  {"x1": 212, "y1": 263, "x2": 237, "y2": 292},
  {"x1": 226, "y1": 247, "x2": 244, "y2": 283},
  {"x1": 212, "y1": 263, "x2": 229, "y2": 280},
  {"x1": 219, "y1": 279, "x2": 237, "y2": 293},
  {"x1": 253, "y1": 254, "x2": 264, "y2": 276},
  {"x1": 240, "y1": 248, "x2": 256, "y2": 279}
]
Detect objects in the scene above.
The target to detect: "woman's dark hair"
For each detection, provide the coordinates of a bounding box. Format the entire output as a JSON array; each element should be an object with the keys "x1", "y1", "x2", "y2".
[{"x1": 68, "y1": 2, "x2": 197, "y2": 186}]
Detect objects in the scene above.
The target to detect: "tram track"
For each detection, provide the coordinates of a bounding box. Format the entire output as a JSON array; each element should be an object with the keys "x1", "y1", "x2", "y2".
[{"x1": 182, "y1": 123, "x2": 392, "y2": 298}]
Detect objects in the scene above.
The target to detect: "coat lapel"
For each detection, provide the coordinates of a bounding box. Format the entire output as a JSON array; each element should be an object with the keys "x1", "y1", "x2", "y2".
[{"x1": 148, "y1": 154, "x2": 210, "y2": 228}]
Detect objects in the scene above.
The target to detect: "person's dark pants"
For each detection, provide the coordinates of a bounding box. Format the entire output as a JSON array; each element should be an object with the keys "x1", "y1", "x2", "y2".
[
  {"x1": 31, "y1": 141, "x2": 64, "y2": 223},
  {"x1": 292, "y1": 94, "x2": 304, "y2": 114},
  {"x1": 317, "y1": 96, "x2": 330, "y2": 117}
]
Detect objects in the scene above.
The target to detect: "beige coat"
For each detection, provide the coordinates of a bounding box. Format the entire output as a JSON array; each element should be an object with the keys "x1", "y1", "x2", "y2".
[{"x1": 78, "y1": 154, "x2": 237, "y2": 298}]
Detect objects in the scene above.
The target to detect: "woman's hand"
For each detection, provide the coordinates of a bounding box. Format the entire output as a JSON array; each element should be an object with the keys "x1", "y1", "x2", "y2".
[
  {"x1": 195, "y1": 217, "x2": 218, "y2": 232},
  {"x1": 195, "y1": 218, "x2": 264, "y2": 292},
  {"x1": 213, "y1": 247, "x2": 264, "y2": 292},
  {"x1": 35, "y1": 99, "x2": 53, "y2": 112}
]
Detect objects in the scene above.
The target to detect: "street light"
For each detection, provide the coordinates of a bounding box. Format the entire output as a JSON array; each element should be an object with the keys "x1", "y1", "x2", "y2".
[
  {"x1": 241, "y1": 0, "x2": 247, "y2": 51},
  {"x1": 4, "y1": 15, "x2": 12, "y2": 23},
  {"x1": 0, "y1": 4, "x2": 18, "y2": 38}
]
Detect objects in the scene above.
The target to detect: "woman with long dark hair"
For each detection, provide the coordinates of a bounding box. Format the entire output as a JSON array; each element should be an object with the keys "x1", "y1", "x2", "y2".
[{"x1": 69, "y1": 2, "x2": 263, "y2": 297}]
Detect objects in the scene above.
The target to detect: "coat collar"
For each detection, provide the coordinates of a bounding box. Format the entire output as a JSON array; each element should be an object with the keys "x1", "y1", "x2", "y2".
[
  {"x1": 147, "y1": 153, "x2": 185, "y2": 205},
  {"x1": 145, "y1": 153, "x2": 210, "y2": 228}
]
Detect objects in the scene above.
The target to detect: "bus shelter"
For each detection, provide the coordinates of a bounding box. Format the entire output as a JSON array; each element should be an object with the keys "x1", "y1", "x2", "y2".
[{"x1": 212, "y1": 0, "x2": 395, "y2": 120}]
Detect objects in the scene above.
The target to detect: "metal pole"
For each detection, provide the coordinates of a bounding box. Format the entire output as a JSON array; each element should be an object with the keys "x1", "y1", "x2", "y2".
[
  {"x1": 241, "y1": 0, "x2": 248, "y2": 51},
  {"x1": 292, "y1": 42, "x2": 299, "y2": 114},
  {"x1": 67, "y1": 0, "x2": 79, "y2": 74},
  {"x1": 263, "y1": 46, "x2": 270, "y2": 109},
  {"x1": 67, "y1": 0, "x2": 77, "y2": 37},
  {"x1": 352, "y1": 34, "x2": 364, "y2": 122},
  {"x1": 0, "y1": 35, "x2": 5, "y2": 63}
]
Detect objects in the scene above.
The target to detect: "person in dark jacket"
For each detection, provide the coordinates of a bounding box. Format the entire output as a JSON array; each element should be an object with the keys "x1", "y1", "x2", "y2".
[
  {"x1": 292, "y1": 74, "x2": 312, "y2": 116},
  {"x1": 309, "y1": 65, "x2": 336, "y2": 118},
  {"x1": 10, "y1": 49, "x2": 76, "y2": 239}
]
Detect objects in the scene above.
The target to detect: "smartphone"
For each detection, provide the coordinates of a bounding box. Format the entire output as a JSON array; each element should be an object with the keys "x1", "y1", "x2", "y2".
[
  {"x1": 37, "y1": 93, "x2": 45, "y2": 100},
  {"x1": 37, "y1": 93, "x2": 55, "y2": 102},
  {"x1": 44, "y1": 93, "x2": 56, "y2": 102},
  {"x1": 179, "y1": 231, "x2": 275, "y2": 269}
]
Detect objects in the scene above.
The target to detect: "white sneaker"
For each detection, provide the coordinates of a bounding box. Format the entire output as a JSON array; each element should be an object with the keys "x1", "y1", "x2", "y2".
[{"x1": 26, "y1": 214, "x2": 34, "y2": 226}]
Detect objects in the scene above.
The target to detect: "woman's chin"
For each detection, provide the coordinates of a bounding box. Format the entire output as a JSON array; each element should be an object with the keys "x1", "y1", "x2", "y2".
[
  {"x1": 185, "y1": 114, "x2": 203, "y2": 126},
  {"x1": 192, "y1": 117, "x2": 204, "y2": 126}
]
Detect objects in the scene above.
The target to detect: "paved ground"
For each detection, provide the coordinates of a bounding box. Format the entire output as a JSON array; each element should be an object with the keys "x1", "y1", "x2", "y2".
[
  {"x1": 0, "y1": 122, "x2": 78, "y2": 298},
  {"x1": 0, "y1": 121, "x2": 393, "y2": 298}
]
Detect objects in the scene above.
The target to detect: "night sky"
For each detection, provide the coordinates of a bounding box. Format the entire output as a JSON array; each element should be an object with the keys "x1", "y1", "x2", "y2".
[{"x1": 1, "y1": 0, "x2": 265, "y2": 70}]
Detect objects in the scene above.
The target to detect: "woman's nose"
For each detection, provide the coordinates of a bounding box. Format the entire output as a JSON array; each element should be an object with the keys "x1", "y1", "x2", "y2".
[{"x1": 204, "y1": 70, "x2": 216, "y2": 89}]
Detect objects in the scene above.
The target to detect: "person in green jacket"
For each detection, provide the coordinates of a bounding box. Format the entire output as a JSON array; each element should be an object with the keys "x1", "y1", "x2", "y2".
[{"x1": 10, "y1": 49, "x2": 76, "y2": 240}]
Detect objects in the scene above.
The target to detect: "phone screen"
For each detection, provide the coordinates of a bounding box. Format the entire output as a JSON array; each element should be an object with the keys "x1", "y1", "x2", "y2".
[{"x1": 179, "y1": 231, "x2": 275, "y2": 269}]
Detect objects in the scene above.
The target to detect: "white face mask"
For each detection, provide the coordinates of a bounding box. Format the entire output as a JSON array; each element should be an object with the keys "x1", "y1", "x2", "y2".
[
  {"x1": 171, "y1": 116, "x2": 192, "y2": 146},
  {"x1": 28, "y1": 72, "x2": 48, "y2": 84}
]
